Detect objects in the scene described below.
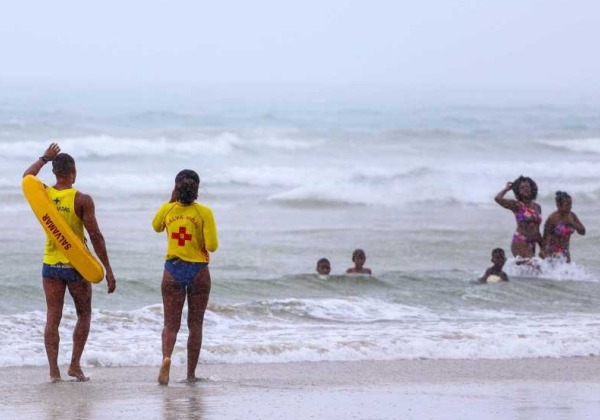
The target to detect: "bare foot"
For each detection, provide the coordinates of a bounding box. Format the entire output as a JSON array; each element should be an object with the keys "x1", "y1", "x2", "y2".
[
  {"x1": 158, "y1": 357, "x2": 171, "y2": 385},
  {"x1": 68, "y1": 366, "x2": 90, "y2": 382},
  {"x1": 186, "y1": 376, "x2": 202, "y2": 384},
  {"x1": 49, "y1": 367, "x2": 61, "y2": 383}
]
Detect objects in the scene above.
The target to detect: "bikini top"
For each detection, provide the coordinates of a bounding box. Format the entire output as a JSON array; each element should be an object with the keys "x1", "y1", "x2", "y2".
[
  {"x1": 514, "y1": 202, "x2": 541, "y2": 225},
  {"x1": 554, "y1": 222, "x2": 575, "y2": 237}
]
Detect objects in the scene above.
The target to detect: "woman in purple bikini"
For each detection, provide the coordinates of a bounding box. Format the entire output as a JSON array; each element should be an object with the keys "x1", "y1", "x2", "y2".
[
  {"x1": 539, "y1": 191, "x2": 585, "y2": 263},
  {"x1": 495, "y1": 176, "x2": 542, "y2": 260}
]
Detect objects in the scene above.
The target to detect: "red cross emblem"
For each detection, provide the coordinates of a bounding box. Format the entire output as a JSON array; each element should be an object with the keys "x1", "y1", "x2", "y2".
[{"x1": 171, "y1": 226, "x2": 192, "y2": 246}]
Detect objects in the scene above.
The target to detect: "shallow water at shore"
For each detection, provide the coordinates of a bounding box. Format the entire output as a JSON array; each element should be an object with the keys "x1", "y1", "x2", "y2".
[{"x1": 2, "y1": 358, "x2": 600, "y2": 420}]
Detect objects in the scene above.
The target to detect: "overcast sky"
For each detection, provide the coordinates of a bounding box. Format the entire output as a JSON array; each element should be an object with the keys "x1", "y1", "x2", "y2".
[{"x1": 1, "y1": 0, "x2": 599, "y2": 103}]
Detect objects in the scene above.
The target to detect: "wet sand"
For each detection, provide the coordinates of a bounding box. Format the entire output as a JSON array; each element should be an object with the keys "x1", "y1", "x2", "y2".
[{"x1": 1, "y1": 358, "x2": 600, "y2": 419}]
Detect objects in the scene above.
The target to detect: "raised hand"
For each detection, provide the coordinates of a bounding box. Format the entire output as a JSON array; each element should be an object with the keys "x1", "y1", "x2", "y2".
[{"x1": 43, "y1": 143, "x2": 61, "y2": 160}]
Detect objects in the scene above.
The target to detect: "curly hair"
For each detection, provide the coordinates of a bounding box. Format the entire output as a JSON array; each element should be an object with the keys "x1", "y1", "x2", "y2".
[{"x1": 511, "y1": 175, "x2": 538, "y2": 201}]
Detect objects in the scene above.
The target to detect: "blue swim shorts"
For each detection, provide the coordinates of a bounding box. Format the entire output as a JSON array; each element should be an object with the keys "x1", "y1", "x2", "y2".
[{"x1": 42, "y1": 263, "x2": 84, "y2": 283}]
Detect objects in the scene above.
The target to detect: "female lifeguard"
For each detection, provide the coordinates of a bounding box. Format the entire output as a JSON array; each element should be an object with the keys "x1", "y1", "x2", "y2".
[{"x1": 152, "y1": 170, "x2": 218, "y2": 385}]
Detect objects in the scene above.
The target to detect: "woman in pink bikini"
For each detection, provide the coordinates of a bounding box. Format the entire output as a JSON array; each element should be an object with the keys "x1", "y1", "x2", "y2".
[
  {"x1": 495, "y1": 176, "x2": 542, "y2": 260},
  {"x1": 540, "y1": 191, "x2": 585, "y2": 263}
]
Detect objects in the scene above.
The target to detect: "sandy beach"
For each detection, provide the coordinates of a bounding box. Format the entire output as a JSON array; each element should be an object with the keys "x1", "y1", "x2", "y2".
[{"x1": 1, "y1": 358, "x2": 599, "y2": 419}]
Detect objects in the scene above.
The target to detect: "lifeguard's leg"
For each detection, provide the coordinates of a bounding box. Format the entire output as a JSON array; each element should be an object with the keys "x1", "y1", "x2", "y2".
[
  {"x1": 67, "y1": 280, "x2": 92, "y2": 381},
  {"x1": 186, "y1": 267, "x2": 211, "y2": 381},
  {"x1": 43, "y1": 278, "x2": 67, "y2": 382},
  {"x1": 159, "y1": 270, "x2": 186, "y2": 385}
]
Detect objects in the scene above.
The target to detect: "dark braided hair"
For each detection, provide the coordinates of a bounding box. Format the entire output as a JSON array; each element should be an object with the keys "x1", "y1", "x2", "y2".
[
  {"x1": 174, "y1": 169, "x2": 200, "y2": 205},
  {"x1": 52, "y1": 153, "x2": 75, "y2": 176},
  {"x1": 511, "y1": 175, "x2": 538, "y2": 201}
]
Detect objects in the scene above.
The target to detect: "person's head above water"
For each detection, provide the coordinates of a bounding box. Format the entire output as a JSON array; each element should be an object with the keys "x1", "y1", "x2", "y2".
[
  {"x1": 175, "y1": 169, "x2": 200, "y2": 205},
  {"x1": 491, "y1": 248, "x2": 506, "y2": 268},
  {"x1": 316, "y1": 258, "x2": 331, "y2": 275},
  {"x1": 511, "y1": 175, "x2": 538, "y2": 202},
  {"x1": 346, "y1": 248, "x2": 372, "y2": 275},
  {"x1": 352, "y1": 249, "x2": 366, "y2": 264}
]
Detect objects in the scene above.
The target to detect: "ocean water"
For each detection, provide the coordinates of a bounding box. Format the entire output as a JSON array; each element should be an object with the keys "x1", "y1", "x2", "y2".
[{"x1": 1, "y1": 101, "x2": 600, "y2": 367}]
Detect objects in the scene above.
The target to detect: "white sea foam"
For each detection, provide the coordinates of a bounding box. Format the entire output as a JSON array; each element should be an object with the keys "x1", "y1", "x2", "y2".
[
  {"x1": 504, "y1": 258, "x2": 598, "y2": 282},
  {"x1": 0, "y1": 135, "x2": 244, "y2": 159},
  {"x1": 4, "y1": 130, "x2": 600, "y2": 208},
  {"x1": 538, "y1": 138, "x2": 600, "y2": 154},
  {"x1": 242, "y1": 297, "x2": 439, "y2": 323},
  {"x1": 1, "y1": 299, "x2": 599, "y2": 367},
  {"x1": 0, "y1": 132, "x2": 317, "y2": 161}
]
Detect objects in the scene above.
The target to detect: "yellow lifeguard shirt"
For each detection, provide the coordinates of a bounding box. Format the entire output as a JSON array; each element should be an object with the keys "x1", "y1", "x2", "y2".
[
  {"x1": 152, "y1": 202, "x2": 218, "y2": 263},
  {"x1": 43, "y1": 187, "x2": 84, "y2": 265}
]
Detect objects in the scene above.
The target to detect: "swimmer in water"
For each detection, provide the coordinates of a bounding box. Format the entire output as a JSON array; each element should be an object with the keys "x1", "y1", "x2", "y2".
[
  {"x1": 539, "y1": 191, "x2": 585, "y2": 263},
  {"x1": 316, "y1": 258, "x2": 331, "y2": 275},
  {"x1": 346, "y1": 249, "x2": 372, "y2": 276},
  {"x1": 495, "y1": 176, "x2": 542, "y2": 262},
  {"x1": 479, "y1": 248, "x2": 509, "y2": 283}
]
